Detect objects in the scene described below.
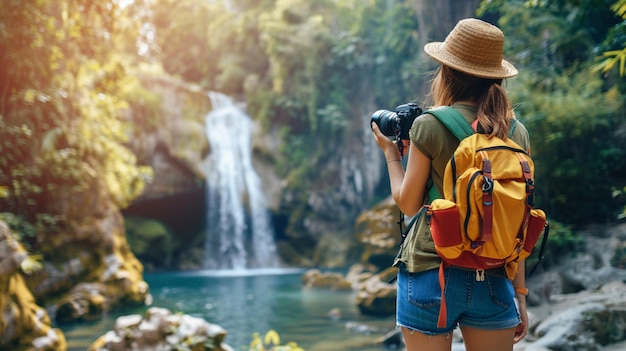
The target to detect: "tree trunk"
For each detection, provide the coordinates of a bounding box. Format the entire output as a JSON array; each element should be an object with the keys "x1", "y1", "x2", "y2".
[
  {"x1": 409, "y1": 0, "x2": 483, "y2": 98},
  {"x1": 411, "y1": 0, "x2": 482, "y2": 43}
]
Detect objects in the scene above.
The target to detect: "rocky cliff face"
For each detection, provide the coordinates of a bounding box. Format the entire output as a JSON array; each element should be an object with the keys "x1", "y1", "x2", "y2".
[
  {"x1": 121, "y1": 76, "x2": 387, "y2": 270},
  {"x1": 22, "y1": 175, "x2": 150, "y2": 325},
  {"x1": 126, "y1": 74, "x2": 210, "y2": 200},
  {"x1": 122, "y1": 75, "x2": 211, "y2": 270},
  {"x1": 0, "y1": 74, "x2": 209, "y2": 344},
  {"x1": 0, "y1": 221, "x2": 66, "y2": 350},
  {"x1": 273, "y1": 104, "x2": 386, "y2": 268}
]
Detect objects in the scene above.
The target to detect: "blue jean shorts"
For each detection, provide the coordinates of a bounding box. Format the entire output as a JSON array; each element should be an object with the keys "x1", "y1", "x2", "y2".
[{"x1": 396, "y1": 264, "x2": 520, "y2": 335}]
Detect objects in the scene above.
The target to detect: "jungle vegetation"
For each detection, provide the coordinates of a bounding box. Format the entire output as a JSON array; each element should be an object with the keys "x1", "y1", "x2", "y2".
[{"x1": 1, "y1": 0, "x2": 625, "y2": 257}]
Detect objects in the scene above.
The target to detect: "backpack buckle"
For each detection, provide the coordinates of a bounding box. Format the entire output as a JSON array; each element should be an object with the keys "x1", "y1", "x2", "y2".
[
  {"x1": 482, "y1": 177, "x2": 494, "y2": 193},
  {"x1": 475, "y1": 269, "x2": 485, "y2": 281}
]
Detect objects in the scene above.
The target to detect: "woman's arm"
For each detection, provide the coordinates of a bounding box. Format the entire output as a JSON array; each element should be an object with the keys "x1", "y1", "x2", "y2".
[
  {"x1": 394, "y1": 143, "x2": 430, "y2": 216},
  {"x1": 513, "y1": 261, "x2": 529, "y2": 343},
  {"x1": 371, "y1": 122, "x2": 431, "y2": 217}
]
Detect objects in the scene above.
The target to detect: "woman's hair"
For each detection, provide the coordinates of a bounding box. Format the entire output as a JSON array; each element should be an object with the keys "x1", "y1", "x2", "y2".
[{"x1": 427, "y1": 65, "x2": 513, "y2": 139}]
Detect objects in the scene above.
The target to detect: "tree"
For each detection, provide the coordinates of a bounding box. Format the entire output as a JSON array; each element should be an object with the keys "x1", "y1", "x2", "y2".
[
  {"x1": 479, "y1": 0, "x2": 626, "y2": 225},
  {"x1": 0, "y1": 0, "x2": 151, "y2": 224},
  {"x1": 593, "y1": 0, "x2": 626, "y2": 76}
]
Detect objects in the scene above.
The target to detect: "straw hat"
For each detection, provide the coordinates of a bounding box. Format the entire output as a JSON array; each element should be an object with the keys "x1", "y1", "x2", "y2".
[{"x1": 424, "y1": 18, "x2": 518, "y2": 79}]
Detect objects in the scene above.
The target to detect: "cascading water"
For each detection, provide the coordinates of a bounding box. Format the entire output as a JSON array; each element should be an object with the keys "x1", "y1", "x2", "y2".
[{"x1": 203, "y1": 92, "x2": 279, "y2": 270}]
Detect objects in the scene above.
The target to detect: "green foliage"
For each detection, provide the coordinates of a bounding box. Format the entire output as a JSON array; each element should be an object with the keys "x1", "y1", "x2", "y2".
[
  {"x1": 510, "y1": 67, "x2": 624, "y2": 225},
  {"x1": 615, "y1": 187, "x2": 626, "y2": 219},
  {"x1": 0, "y1": 0, "x2": 153, "y2": 222},
  {"x1": 593, "y1": 48, "x2": 626, "y2": 76},
  {"x1": 120, "y1": 68, "x2": 165, "y2": 133},
  {"x1": 143, "y1": 0, "x2": 626, "y2": 232},
  {"x1": 20, "y1": 254, "x2": 43, "y2": 275},
  {"x1": 261, "y1": 2, "x2": 319, "y2": 109},
  {"x1": 149, "y1": 0, "x2": 270, "y2": 92},
  {"x1": 611, "y1": 241, "x2": 626, "y2": 268},
  {"x1": 138, "y1": 0, "x2": 426, "y2": 239},
  {"x1": 0, "y1": 212, "x2": 59, "y2": 252},
  {"x1": 150, "y1": 0, "x2": 221, "y2": 86},
  {"x1": 251, "y1": 0, "x2": 422, "y2": 205},
  {"x1": 592, "y1": 1, "x2": 626, "y2": 77},
  {"x1": 0, "y1": 0, "x2": 624, "y2": 266},
  {"x1": 480, "y1": 0, "x2": 626, "y2": 226},
  {"x1": 249, "y1": 330, "x2": 305, "y2": 351},
  {"x1": 124, "y1": 216, "x2": 173, "y2": 269},
  {"x1": 480, "y1": 0, "x2": 619, "y2": 73},
  {"x1": 612, "y1": 0, "x2": 626, "y2": 17}
]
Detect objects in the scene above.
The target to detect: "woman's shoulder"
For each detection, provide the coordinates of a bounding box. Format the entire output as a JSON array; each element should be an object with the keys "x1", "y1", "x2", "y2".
[
  {"x1": 510, "y1": 118, "x2": 531, "y2": 152},
  {"x1": 410, "y1": 112, "x2": 451, "y2": 140}
]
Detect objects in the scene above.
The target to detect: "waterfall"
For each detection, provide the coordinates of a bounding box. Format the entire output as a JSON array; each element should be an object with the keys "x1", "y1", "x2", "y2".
[{"x1": 203, "y1": 92, "x2": 279, "y2": 270}]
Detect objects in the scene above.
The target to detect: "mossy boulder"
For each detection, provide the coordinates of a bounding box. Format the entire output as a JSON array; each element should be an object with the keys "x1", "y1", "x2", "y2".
[
  {"x1": 53, "y1": 212, "x2": 149, "y2": 323},
  {"x1": 0, "y1": 221, "x2": 67, "y2": 351},
  {"x1": 125, "y1": 215, "x2": 174, "y2": 271},
  {"x1": 25, "y1": 205, "x2": 150, "y2": 324},
  {"x1": 353, "y1": 197, "x2": 403, "y2": 271}
]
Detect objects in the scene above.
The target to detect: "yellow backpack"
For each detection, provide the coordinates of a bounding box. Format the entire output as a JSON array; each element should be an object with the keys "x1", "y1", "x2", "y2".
[{"x1": 424, "y1": 107, "x2": 548, "y2": 328}]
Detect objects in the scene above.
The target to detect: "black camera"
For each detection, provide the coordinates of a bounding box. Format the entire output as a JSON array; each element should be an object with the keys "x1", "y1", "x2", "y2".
[{"x1": 371, "y1": 102, "x2": 422, "y2": 141}]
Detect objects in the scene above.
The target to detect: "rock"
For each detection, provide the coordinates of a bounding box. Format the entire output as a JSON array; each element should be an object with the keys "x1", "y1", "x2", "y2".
[
  {"x1": 526, "y1": 271, "x2": 562, "y2": 306},
  {"x1": 301, "y1": 269, "x2": 353, "y2": 290},
  {"x1": 603, "y1": 340, "x2": 626, "y2": 351},
  {"x1": 300, "y1": 265, "x2": 398, "y2": 316},
  {"x1": 353, "y1": 198, "x2": 403, "y2": 271},
  {"x1": 55, "y1": 283, "x2": 108, "y2": 323},
  {"x1": 127, "y1": 74, "x2": 210, "y2": 200},
  {"x1": 529, "y1": 280, "x2": 626, "y2": 351},
  {"x1": 0, "y1": 221, "x2": 67, "y2": 351},
  {"x1": 345, "y1": 321, "x2": 385, "y2": 334},
  {"x1": 123, "y1": 216, "x2": 175, "y2": 271},
  {"x1": 115, "y1": 314, "x2": 143, "y2": 332},
  {"x1": 32, "y1": 329, "x2": 67, "y2": 350},
  {"x1": 355, "y1": 267, "x2": 397, "y2": 316},
  {"x1": 312, "y1": 233, "x2": 355, "y2": 268},
  {"x1": 37, "y1": 210, "x2": 152, "y2": 324},
  {"x1": 89, "y1": 306, "x2": 233, "y2": 351},
  {"x1": 328, "y1": 307, "x2": 342, "y2": 320},
  {"x1": 560, "y1": 253, "x2": 626, "y2": 293},
  {"x1": 345, "y1": 263, "x2": 378, "y2": 287}
]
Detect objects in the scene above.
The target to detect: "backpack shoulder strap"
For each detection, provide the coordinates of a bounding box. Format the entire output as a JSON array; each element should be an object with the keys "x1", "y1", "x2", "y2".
[
  {"x1": 423, "y1": 106, "x2": 474, "y2": 202},
  {"x1": 427, "y1": 106, "x2": 519, "y2": 139},
  {"x1": 424, "y1": 106, "x2": 475, "y2": 141},
  {"x1": 509, "y1": 118, "x2": 518, "y2": 138}
]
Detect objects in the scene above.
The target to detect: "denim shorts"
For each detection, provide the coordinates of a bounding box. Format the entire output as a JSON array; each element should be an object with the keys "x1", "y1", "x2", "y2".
[{"x1": 396, "y1": 264, "x2": 520, "y2": 335}]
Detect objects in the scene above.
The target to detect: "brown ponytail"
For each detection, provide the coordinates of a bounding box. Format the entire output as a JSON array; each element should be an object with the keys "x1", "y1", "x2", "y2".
[
  {"x1": 427, "y1": 66, "x2": 513, "y2": 139},
  {"x1": 476, "y1": 84, "x2": 513, "y2": 139}
]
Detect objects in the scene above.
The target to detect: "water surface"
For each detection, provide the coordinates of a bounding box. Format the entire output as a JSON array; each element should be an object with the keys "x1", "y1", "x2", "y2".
[{"x1": 61, "y1": 269, "x2": 396, "y2": 351}]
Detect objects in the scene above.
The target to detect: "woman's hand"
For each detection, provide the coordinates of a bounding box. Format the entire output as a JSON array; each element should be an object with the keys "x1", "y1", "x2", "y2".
[
  {"x1": 371, "y1": 122, "x2": 405, "y2": 159},
  {"x1": 514, "y1": 297, "x2": 529, "y2": 343}
]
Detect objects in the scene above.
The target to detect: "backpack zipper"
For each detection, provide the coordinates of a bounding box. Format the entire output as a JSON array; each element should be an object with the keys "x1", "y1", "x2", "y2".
[
  {"x1": 476, "y1": 145, "x2": 528, "y2": 155},
  {"x1": 451, "y1": 157, "x2": 458, "y2": 202},
  {"x1": 464, "y1": 170, "x2": 483, "y2": 242}
]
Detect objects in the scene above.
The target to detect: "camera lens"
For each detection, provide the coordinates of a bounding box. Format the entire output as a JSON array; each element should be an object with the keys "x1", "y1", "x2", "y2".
[{"x1": 371, "y1": 110, "x2": 399, "y2": 137}]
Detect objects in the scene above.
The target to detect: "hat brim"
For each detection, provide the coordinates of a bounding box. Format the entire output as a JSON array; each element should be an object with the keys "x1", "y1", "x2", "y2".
[{"x1": 424, "y1": 42, "x2": 518, "y2": 79}]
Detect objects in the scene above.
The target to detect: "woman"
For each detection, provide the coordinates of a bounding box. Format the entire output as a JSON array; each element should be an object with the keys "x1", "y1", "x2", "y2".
[{"x1": 371, "y1": 18, "x2": 530, "y2": 351}]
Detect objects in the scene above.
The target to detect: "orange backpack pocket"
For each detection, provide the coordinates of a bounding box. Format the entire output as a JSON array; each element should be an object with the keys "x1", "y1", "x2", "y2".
[
  {"x1": 428, "y1": 199, "x2": 463, "y2": 250},
  {"x1": 519, "y1": 209, "x2": 547, "y2": 259}
]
